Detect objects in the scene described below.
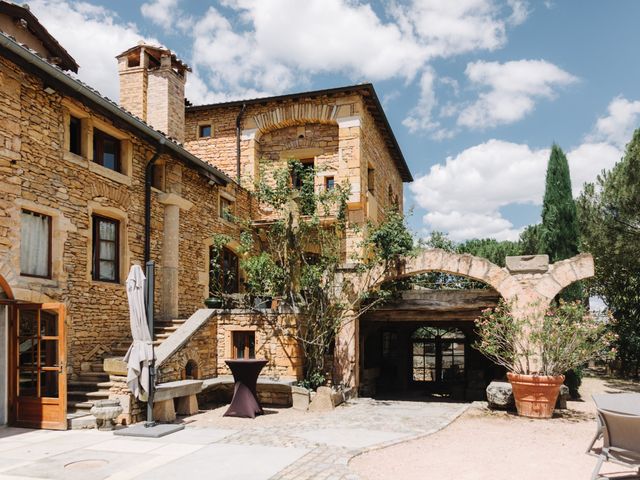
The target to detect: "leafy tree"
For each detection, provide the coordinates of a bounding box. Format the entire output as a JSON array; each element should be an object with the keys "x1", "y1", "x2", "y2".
[
  {"x1": 578, "y1": 129, "x2": 640, "y2": 377},
  {"x1": 241, "y1": 161, "x2": 415, "y2": 388},
  {"x1": 519, "y1": 224, "x2": 542, "y2": 255},
  {"x1": 539, "y1": 144, "x2": 582, "y2": 301},
  {"x1": 457, "y1": 238, "x2": 521, "y2": 267},
  {"x1": 539, "y1": 144, "x2": 580, "y2": 261}
]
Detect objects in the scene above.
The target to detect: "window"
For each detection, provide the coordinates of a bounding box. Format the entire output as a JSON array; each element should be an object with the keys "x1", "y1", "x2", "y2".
[
  {"x1": 367, "y1": 167, "x2": 375, "y2": 193},
  {"x1": 412, "y1": 327, "x2": 465, "y2": 383},
  {"x1": 210, "y1": 246, "x2": 239, "y2": 295},
  {"x1": 219, "y1": 196, "x2": 234, "y2": 222},
  {"x1": 20, "y1": 210, "x2": 51, "y2": 278},
  {"x1": 325, "y1": 176, "x2": 335, "y2": 191},
  {"x1": 199, "y1": 124, "x2": 212, "y2": 138},
  {"x1": 291, "y1": 159, "x2": 314, "y2": 189},
  {"x1": 93, "y1": 129, "x2": 120, "y2": 172},
  {"x1": 92, "y1": 215, "x2": 120, "y2": 282},
  {"x1": 232, "y1": 331, "x2": 255, "y2": 359},
  {"x1": 69, "y1": 116, "x2": 82, "y2": 155}
]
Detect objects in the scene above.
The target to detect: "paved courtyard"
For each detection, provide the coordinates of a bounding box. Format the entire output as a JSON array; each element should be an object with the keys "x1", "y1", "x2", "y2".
[{"x1": 0, "y1": 399, "x2": 468, "y2": 480}]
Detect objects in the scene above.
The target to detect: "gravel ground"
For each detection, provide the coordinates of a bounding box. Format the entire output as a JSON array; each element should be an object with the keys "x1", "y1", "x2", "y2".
[{"x1": 349, "y1": 376, "x2": 640, "y2": 480}]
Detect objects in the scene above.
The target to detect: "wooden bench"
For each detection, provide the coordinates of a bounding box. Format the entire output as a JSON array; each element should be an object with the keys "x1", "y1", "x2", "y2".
[{"x1": 152, "y1": 379, "x2": 203, "y2": 422}]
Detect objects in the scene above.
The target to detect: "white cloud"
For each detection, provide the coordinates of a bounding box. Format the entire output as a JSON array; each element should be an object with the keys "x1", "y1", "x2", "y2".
[
  {"x1": 567, "y1": 142, "x2": 622, "y2": 195},
  {"x1": 27, "y1": 0, "x2": 157, "y2": 101},
  {"x1": 412, "y1": 96, "x2": 635, "y2": 241},
  {"x1": 141, "y1": 0, "x2": 193, "y2": 33},
  {"x1": 506, "y1": 0, "x2": 529, "y2": 25},
  {"x1": 403, "y1": 68, "x2": 438, "y2": 133},
  {"x1": 587, "y1": 96, "x2": 640, "y2": 149},
  {"x1": 457, "y1": 59, "x2": 577, "y2": 129}
]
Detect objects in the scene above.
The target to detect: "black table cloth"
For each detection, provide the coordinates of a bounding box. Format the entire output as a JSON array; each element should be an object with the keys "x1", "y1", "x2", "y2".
[{"x1": 223, "y1": 359, "x2": 267, "y2": 418}]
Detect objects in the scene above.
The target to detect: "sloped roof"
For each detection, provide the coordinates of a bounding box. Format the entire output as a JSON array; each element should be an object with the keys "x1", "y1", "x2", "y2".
[
  {"x1": 0, "y1": 1, "x2": 78, "y2": 72},
  {"x1": 187, "y1": 84, "x2": 413, "y2": 183},
  {"x1": 116, "y1": 42, "x2": 191, "y2": 76},
  {"x1": 0, "y1": 30, "x2": 231, "y2": 186}
]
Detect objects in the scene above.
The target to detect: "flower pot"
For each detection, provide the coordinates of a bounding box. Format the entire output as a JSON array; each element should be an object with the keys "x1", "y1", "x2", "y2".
[
  {"x1": 204, "y1": 297, "x2": 224, "y2": 309},
  {"x1": 507, "y1": 373, "x2": 565, "y2": 419}
]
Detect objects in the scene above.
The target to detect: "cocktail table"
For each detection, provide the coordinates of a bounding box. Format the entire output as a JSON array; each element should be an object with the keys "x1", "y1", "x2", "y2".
[{"x1": 223, "y1": 359, "x2": 268, "y2": 418}]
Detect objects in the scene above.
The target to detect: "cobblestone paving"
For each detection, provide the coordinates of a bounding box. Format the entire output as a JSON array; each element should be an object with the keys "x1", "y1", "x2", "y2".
[{"x1": 190, "y1": 398, "x2": 469, "y2": 479}]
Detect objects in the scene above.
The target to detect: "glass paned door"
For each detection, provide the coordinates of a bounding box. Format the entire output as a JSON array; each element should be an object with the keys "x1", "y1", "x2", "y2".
[{"x1": 12, "y1": 303, "x2": 66, "y2": 430}]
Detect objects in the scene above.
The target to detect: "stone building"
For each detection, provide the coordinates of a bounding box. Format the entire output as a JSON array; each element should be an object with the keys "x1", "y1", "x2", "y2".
[
  {"x1": 0, "y1": 5, "x2": 594, "y2": 430},
  {"x1": 0, "y1": 4, "x2": 249, "y2": 429}
]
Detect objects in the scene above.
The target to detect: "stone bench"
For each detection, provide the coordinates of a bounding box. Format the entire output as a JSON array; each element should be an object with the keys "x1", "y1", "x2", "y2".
[
  {"x1": 153, "y1": 379, "x2": 203, "y2": 422},
  {"x1": 200, "y1": 376, "x2": 296, "y2": 407}
]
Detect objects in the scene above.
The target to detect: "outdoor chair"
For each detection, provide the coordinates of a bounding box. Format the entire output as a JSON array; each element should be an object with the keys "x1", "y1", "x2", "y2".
[{"x1": 590, "y1": 409, "x2": 640, "y2": 480}]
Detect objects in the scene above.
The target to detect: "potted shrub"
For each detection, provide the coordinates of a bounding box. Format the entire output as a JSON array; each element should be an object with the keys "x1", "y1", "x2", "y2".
[{"x1": 475, "y1": 299, "x2": 615, "y2": 418}]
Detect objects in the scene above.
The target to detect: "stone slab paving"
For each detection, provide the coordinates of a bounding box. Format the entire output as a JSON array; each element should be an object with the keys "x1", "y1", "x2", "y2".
[{"x1": 0, "y1": 398, "x2": 467, "y2": 480}]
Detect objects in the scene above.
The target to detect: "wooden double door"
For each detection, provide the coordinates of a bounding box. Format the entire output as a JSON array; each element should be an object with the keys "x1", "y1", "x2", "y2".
[{"x1": 5, "y1": 302, "x2": 67, "y2": 430}]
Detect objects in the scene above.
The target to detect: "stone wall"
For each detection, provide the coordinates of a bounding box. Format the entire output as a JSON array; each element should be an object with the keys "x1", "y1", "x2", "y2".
[
  {"x1": 156, "y1": 317, "x2": 217, "y2": 383},
  {"x1": 156, "y1": 309, "x2": 303, "y2": 384},
  {"x1": 215, "y1": 310, "x2": 304, "y2": 379},
  {"x1": 0, "y1": 54, "x2": 248, "y2": 376}
]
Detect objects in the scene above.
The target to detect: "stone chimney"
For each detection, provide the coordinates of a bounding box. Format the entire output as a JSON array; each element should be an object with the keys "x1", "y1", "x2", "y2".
[{"x1": 116, "y1": 42, "x2": 190, "y2": 143}]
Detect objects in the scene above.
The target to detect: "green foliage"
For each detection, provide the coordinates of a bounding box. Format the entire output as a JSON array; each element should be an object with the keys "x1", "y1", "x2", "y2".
[
  {"x1": 208, "y1": 233, "x2": 232, "y2": 298},
  {"x1": 457, "y1": 238, "x2": 521, "y2": 267},
  {"x1": 519, "y1": 224, "x2": 542, "y2": 255},
  {"x1": 539, "y1": 144, "x2": 580, "y2": 262},
  {"x1": 578, "y1": 129, "x2": 640, "y2": 377},
  {"x1": 243, "y1": 160, "x2": 415, "y2": 386},
  {"x1": 474, "y1": 300, "x2": 616, "y2": 375}
]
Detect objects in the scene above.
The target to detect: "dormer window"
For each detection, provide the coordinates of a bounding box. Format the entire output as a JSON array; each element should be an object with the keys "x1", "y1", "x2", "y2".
[
  {"x1": 93, "y1": 129, "x2": 120, "y2": 172},
  {"x1": 199, "y1": 124, "x2": 212, "y2": 138}
]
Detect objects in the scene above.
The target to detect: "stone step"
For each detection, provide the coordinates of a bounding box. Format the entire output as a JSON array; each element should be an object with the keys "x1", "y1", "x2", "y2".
[
  {"x1": 154, "y1": 332, "x2": 171, "y2": 340},
  {"x1": 68, "y1": 400, "x2": 95, "y2": 411},
  {"x1": 75, "y1": 373, "x2": 109, "y2": 383},
  {"x1": 67, "y1": 413, "x2": 96, "y2": 430},
  {"x1": 68, "y1": 380, "x2": 104, "y2": 392},
  {"x1": 68, "y1": 390, "x2": 109, "y2": 402},
  {"x1": 89, "y1": 362, "x2": 105, "y2": 373}
]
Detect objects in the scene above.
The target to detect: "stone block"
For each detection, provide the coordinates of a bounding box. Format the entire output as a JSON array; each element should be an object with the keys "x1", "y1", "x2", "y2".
[
  {"x1": 506, "y1": 255, "x2": 549, "y2": 274},
  {"x1": 176, "y1": 394, "x2": 199, "y2": 415},
  {"x1": 291, "y1": 385, "x2": 310, "y2": 411},
  {"x1": 308, "y1": 386, "x2": 335, "y2": 412},
  {"x1": 556, "y1": 385, "x2": 570, "y2": 410},
  {"x1": 486, "y1": 381, "x2": 515, "y2": 410},
  {"x1": 153, "y1": 399, "x2": 176, "y2": 422},
  {"x1": 103, "y1": 357, "x2": 128, "y2": 376}
]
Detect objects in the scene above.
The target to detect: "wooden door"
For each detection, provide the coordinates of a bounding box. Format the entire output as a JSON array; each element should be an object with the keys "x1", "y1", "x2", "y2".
[{"x1": 11, "y1": 303, "x2": 67, "y2": 430}]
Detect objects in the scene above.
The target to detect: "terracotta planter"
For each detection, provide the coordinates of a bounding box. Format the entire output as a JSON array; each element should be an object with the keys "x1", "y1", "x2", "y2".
[{"x1": 507, "y1": 373, "x2": 565, "y2": 419}]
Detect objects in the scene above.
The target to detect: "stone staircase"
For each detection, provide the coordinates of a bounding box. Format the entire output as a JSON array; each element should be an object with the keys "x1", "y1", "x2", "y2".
[
  {"x1": 66, "y1": 320, "x2": 186, "y2": 429},
  {"x1": 153, "y1": 318, "x2": 187, "y2": 346}
]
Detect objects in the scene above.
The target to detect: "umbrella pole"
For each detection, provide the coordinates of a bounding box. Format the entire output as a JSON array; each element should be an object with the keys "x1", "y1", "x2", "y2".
[{"x1": 145, "y1": 260, "x2": 156, "y2": 428}]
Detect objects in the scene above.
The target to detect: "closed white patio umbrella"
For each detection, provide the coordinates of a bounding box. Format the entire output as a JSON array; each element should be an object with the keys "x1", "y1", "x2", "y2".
[{"x1": 123, "y1": 264, "x2": 154, "y2": 401}]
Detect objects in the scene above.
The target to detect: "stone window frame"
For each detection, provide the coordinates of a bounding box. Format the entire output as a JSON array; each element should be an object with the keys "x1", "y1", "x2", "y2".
[
  {"x1": 200, "y1": 238, "x2": 243, "y2": 301},
  {"x1": 62, "y1": 99, "x2": 133, "y2": 186},
  {"x1": 224, "y1": 326, "x2": 258, "y2": 359},
  {"x1": 197, "y1": 121, "x2": 213, "y2": 139},
  {"x1": 13, "y1": 200, "x2": 70, "y2": 287},
  {"x1": 86, "y1": 202, "x2": 130, "y2": 286},
  {"x1": 218, "y1": 191, "x2": 236, "y2": 225}
]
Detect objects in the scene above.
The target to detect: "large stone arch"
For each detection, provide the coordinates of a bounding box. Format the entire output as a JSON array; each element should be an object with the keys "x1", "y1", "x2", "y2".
[{"x1": 335, "y1": 250, "x2": 596, "y2": 387}]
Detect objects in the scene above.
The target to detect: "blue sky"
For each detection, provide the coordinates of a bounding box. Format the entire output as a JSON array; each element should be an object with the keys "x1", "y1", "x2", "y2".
[{"x1": 28, "y1": 0, "x2": 640, "y2": 241}]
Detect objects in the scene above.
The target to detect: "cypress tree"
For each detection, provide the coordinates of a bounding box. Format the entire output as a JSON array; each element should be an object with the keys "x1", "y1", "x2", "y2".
[{"x1": 539, "y1": 144, "x2": 580, "y2": 262}]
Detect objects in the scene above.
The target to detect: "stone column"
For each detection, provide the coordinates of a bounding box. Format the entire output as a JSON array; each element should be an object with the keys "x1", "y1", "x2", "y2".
[
  {"x1": 334, "y1": 311, "x2": 359, "y2": 388},
  {"x1": 337, "y1": 116, "x2": 363, "y2": 260},
  {"x1": 158, "y1": 193, "x2": 193, "y2": 320}
]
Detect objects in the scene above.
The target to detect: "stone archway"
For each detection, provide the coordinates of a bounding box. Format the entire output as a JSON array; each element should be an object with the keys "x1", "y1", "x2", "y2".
[{"x1": 335, "y1": 250, "x2": 596, "y2": 387}]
